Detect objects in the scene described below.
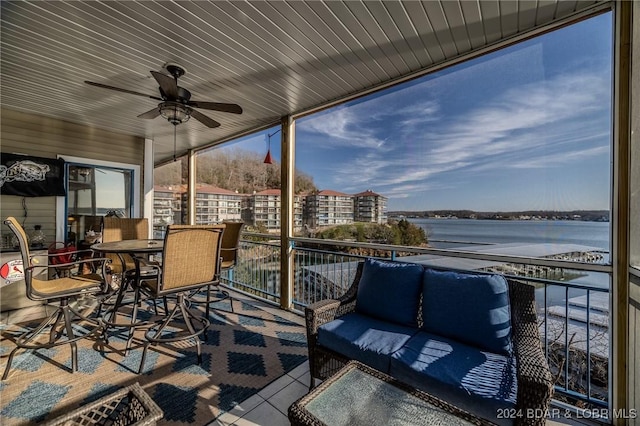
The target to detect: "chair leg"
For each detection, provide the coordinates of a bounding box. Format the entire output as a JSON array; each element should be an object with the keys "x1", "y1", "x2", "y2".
[
  {"x1": 177, "y1": 299, "x2": 204, "y2": 365},
  {"x1": 2, "y1": 299, "x2": 101, "y2": 380},
  {"x1": 138, "y1": 341, "x2": 151, "y2": 374},
  {"x1": 95, "y1": 273, "x2": 119, "y2": 319},
  {"x1": 2, "y1": 346, "x2": 20, "y2": 380},
  {"x1": 205, "y1": 285, "x2": 211, "y2": 320},
  {"x1": 139, "y1": 293, "x2": 210, "y2": 373},
  {"x1": 227, "y1": 291, "x2": 235, "y2": 313},
  {"x1": 205, "y1": 285, "x2": 234, "y2": 316},
  {"x1": 62, "y1": 304, "x2": 79, "y2": 373},
  {"x1": 138, "y1": 303, "x2": 178, "y2": 374},
  {"x1": 48, "y1": 308, "x2": 66, "y2": 344},
  {"x1": 125, "y1": 286, "x2": 143, "y2": 355},
  {"x1": 104, "y1": 282, "x2": 129, "y2": 327}
]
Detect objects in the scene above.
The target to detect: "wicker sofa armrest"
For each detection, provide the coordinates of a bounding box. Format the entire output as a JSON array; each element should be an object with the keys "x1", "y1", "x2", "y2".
[
  {"x1": 305, "y1": 263, "x2": 363, "y2": 337},
  {"x1": 305, "y1": 262, "x2": 365, "y2": 386},
  {"x1": 508, "y1": 279, "x2": 554, "y2": 426},
  {"x1": 305, "y1": 298, "x2": 346, "y2": 335}
]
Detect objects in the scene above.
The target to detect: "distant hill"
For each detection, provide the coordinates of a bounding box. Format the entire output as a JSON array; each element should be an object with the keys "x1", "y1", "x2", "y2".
[
  {"x1": 388, "y1": 210, "x2": 610, "y2": 222},
  {"x1": 154, "y1": 147, "x2": 317, "y2": 194}
]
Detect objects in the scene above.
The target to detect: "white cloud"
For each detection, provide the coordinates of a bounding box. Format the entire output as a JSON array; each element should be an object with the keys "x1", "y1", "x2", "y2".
[
  {"x1": 301, "y1": 106, "x2": 386, "y2": 149},
  {"x1": 300, "y1": 51, "x2": 611, "y2": 211},
  {"x1": 300, "y1": 98, "x2": 440, "y2": 150},
  {"x1": 423, "y1": 73, "x2": 609, "y2": 164}
]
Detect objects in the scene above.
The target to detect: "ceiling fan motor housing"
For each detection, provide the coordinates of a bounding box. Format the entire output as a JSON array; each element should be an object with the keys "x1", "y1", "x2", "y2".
[
  {"x1": 165, "y1": 64, "x2": 186, "y2": 79},
  {"x1": 159, "y1": 86, "x2": 191, "y2": 102}
]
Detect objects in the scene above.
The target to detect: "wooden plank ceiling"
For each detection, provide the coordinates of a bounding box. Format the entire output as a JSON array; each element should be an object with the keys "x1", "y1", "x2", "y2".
[{"x1": 0, "y1": 0, "x2": 605, "y2": 164}]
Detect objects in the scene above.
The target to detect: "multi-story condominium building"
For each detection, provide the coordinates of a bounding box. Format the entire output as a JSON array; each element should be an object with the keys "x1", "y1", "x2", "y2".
[
  {"x1": 293, "y1": 193, "x2": 305, "y2": 231},
  {"x1": 153, "y1": 185, "x2": 184, "y2": 225},
  {"x1": 194, "y1": 185, "x2": 243, "y2": 224},
  {"x1": 241, "y1": 189, "x2": 304, "y2": 232},
  {"x1": 154, "y1": 186, "x2": 386, "y2": 233},
  {"x1": 304, "y1": 190, "x2": 354, "y2": 228},
  {"x1": 353, "y1": 190, "x2": 388, "y2": 224},
  {"x1": 244, "y1": 189, "x2": 281, "y2": 231}
]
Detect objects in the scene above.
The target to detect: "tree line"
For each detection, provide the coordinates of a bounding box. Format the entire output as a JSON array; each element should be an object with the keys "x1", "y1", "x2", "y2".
[{"x1": 154, "y1": 148, "x2": 317, "y2": 194}]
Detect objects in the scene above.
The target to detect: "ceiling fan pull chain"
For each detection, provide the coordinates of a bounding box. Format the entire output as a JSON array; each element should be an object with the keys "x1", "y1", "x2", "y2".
[{"x1": 173, "y1": 124, "x2": 177, "y2": 162}]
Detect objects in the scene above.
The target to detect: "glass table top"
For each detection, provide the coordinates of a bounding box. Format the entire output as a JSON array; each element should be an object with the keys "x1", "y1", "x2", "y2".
[{"x1": 304, "y1": 367, "x2": 477, "y2": 426}]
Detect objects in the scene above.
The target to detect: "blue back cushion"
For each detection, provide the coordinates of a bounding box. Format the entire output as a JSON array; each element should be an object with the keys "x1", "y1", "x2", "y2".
[
  {"x1": 355, "y1": 258, "x2": 423, "y2": 327},
  {"x1": 422, "y1": 269, "x2": 512, "y2": 355}
]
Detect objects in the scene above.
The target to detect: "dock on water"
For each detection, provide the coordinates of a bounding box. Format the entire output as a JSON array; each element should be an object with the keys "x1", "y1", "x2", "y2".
[{"x1": 398, "y1": 242, "x2": 607, "y2": 277}]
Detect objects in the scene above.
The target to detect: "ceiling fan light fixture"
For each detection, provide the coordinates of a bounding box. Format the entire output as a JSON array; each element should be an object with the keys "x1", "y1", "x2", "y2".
[{"x1": 160, "y1": 102, "x2": 191, "y2": 125}]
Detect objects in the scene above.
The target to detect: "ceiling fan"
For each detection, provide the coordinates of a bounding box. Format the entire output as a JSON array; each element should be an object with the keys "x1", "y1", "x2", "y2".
[{"x1": 84, "y1": 64, "x2": 242, "y2": 128}]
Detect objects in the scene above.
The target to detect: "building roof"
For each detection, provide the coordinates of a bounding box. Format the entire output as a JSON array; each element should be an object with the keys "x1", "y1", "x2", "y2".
[
  {"x1": 353, "y1": 190, "x2": 385, "y2": 198},
  {"x1": 315, "y1": 190, "x2": 351, "y2": 197},
  {"x1": 196, "y1": 185, "x2": 241, "y2": 195},
  {"x1": 154, "y1": 185, "x2": 186, "y2": 194}
]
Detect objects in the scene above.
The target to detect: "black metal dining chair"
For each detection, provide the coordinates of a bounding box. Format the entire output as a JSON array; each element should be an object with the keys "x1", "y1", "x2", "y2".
[
  {"x1": 137, "y1": 224, "x2": 224, "y2": 373},
  {"x1": 2, "y1": 216, "x2": 110, "y2": 380},
  {"x1": 204, "y1": 220, "x2": 244, "y2": 317}
]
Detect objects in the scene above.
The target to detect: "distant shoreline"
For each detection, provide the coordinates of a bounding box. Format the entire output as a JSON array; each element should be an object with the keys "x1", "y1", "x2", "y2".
[{"x1": 389, "y1": 210, "x2": 609, "y2": 222}]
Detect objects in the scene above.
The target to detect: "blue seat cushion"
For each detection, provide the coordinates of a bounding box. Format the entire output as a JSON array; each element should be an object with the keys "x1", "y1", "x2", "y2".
[
  {"x1": 422, "y1": 269, "x2": 513, "y2": 355},
  {"x1": 317, "y1": 312, "x2": 418, "y2": 373},
  {"x1": 355, "y1": 258, "x2": 423, "y2": 327},
  {"x1": 390, "y1": 331, "x2": 517, "y2": 425}
]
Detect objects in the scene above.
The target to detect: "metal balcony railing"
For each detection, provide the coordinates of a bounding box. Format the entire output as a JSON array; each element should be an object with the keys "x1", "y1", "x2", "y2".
[{"x1": 221, "y1": 234, "x2": 612, "y2": 415}]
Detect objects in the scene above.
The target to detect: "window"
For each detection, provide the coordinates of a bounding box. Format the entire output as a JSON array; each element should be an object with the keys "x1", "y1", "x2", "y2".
[{"x1": 57, "y1": 157, "x2": 139, "y2": 246}]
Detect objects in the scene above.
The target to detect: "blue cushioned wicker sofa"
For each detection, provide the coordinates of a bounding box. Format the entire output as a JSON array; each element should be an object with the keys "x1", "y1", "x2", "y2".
[{"x1": 305, "y1": 258, "x2": 554, "y2": 426}]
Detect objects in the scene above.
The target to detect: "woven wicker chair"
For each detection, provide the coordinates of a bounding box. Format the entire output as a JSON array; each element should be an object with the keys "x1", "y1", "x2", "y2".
[
  {"x1": 305, "y1": 261, "x2": 554, "y2": 426},
  {"x1": 204, "y1": 220, "x2": 244, "y2": 317},
  {"x1": 137, "y1": 224, "x2": 224, "y2": 373},
  {"x1": 101, "y1": 217, "x2": 150, "y2": 275},
  {"x1": 98, "y1": 217, "x2": 160, "y2": 346},
  {"x1": 2, "y1": 217, "x2": 110, "y2": 380}
]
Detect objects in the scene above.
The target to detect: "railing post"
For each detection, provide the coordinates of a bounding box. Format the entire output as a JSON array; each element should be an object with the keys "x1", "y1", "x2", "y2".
[
  {"x1": 280, "y1": 116, "x2": 295, "y2": 310},
  {"x1": 612, "y1": 1, "x2": 632, "y2": 419},
  {"x1": 187, "y1": 149, "x2": 196, "y2": 225}
]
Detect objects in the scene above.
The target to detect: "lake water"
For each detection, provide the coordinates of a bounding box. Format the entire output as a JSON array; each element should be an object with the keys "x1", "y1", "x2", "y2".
[
  {"x1": 409, "y1": 218, "x2": 610, "y2": 251},
  {"x1": 407, "y1": 218, "x2": 611, "y2": 298}
]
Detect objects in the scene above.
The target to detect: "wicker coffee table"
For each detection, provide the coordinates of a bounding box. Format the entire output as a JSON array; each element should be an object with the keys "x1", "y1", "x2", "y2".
[
  {"x1": 42, "y1": 382, "x2": 163, "y2": 426},
  {"x1": 288, "y1": 361, "x2": 493, "y2": 426}
]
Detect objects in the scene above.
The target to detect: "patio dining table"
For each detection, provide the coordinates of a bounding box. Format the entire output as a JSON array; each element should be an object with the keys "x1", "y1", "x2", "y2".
[
  {"x1": 91, "y1": 239, "x2": 163, "y2": 256},
  {"x1": 91, "y1": 239, "x2": 164, "y2": 338}
]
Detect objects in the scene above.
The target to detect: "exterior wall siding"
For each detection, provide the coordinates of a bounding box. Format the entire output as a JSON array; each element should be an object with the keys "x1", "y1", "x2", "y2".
[{"x1": 1, "y1": 109, "x2": 145, "y2": 245}]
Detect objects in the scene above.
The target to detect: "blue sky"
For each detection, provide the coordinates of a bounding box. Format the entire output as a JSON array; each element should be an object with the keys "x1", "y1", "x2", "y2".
[{"x1": 222, "y1": 12, "x2": 612, "y2": 212}]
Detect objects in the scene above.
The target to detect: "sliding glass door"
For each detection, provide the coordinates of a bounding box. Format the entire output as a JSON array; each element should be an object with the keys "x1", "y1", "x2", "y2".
[{"x1": 56, "y1": 156, "x2": 140, "y2": 247}]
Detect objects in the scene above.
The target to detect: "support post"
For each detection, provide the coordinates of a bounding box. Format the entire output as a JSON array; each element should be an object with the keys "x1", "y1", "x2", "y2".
[{"x1": 280, "y1": 116, "x2": 295, "y2": 310}]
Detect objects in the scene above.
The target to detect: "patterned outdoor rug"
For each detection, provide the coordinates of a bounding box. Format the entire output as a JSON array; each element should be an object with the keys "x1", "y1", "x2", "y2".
[{"x1": 0, "y1": 294, "x2": 308, "y2": 425}]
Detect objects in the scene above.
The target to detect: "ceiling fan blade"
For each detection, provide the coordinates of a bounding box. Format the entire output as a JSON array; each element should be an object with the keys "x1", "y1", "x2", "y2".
[
  {"x1": 137, "y1": 107, "x2": 161, "y2": 119},
  {"x1": 84, "y1": 81, "x2": 162, "y2": 100},
  {"x1": 188, "y1": 101, "x2": 243, "y2": 114},
  {"x1": 190, "y1": 109, "x2": 221, "y2": 128},
  {"x1": 150, "y1": 71, "x2": 179, "y2": 99}
]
